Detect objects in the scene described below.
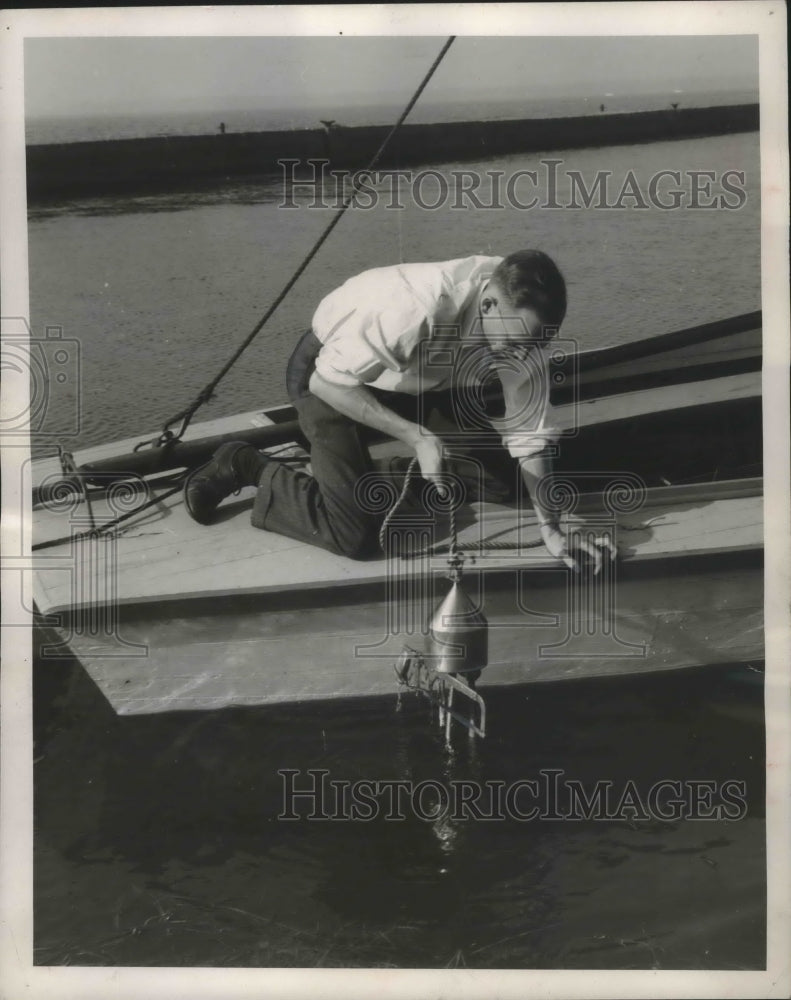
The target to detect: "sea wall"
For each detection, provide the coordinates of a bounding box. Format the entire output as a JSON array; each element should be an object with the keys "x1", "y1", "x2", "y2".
[{"x1": 26, "y1": 103, "x2": 759, "y2": 203}]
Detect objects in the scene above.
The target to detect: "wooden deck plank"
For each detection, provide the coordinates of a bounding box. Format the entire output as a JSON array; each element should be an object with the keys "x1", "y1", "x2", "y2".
[
  {"x1": 579, "y1": 333, "x2": 759, "y2": 385},
  {"x1": 32, "y1": 486, "x2": 762, "y2": 615},
  {"x1": 574, "y1": 313, "x2": 760, "y2": 372},
  {"x1": 553, "y1": 370, "x2": 758, "y2": 431}
]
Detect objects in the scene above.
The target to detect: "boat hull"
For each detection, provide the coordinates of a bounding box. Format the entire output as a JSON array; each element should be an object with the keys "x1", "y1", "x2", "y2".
[{"x1": 35, "y1": 548, "x2": 763, "y2": 716}]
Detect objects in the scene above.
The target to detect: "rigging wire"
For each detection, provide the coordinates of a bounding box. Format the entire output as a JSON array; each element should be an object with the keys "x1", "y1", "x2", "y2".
[{"x1": 146, "y1": 35, "x2": 457, "y2": 450}]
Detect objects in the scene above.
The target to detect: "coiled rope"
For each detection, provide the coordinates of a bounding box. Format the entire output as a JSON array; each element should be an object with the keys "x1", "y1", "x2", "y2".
[
  {"x1": 144, "y1": 36, "x2": 457, "y2": 451},
  {"x1": 375, "y1": 458, "x2": 465, "y2": 562}
]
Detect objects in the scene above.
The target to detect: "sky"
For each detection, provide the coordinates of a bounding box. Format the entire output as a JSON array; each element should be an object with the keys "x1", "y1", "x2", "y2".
[{"x1": 24, "y1": 35, "x2": 759, "y2": 119}]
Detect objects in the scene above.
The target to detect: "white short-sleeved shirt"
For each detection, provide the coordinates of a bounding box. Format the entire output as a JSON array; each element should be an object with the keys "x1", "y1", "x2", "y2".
[{"x1": 311, "y1": 256, "x2": 558, "y2": 459}]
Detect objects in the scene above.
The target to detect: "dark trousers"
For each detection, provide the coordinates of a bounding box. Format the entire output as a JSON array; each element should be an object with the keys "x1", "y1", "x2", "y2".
[{"x1": 250, "y1": 331, "x2": 516, "y2": 559}]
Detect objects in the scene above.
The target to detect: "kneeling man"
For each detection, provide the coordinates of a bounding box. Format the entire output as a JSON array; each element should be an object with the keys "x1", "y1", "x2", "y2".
[{"x1": 184, "y1": 250, "x2": 607, "y2": 572}]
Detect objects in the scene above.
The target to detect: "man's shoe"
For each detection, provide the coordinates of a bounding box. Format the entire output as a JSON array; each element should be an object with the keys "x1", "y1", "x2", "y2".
[{"x1": 184, "y1": 441, "x2": 264, "y2": 525}]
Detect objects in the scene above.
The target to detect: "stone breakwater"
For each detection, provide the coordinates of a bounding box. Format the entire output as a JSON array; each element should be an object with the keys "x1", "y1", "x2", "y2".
[{"x1": 26, "y1": 104, "x2": 758, "y2": 203}]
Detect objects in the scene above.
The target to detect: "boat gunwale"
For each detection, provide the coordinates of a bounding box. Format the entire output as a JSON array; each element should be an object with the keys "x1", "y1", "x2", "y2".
[{"x1": 34, "y1": 493, "x2": 764, "y2": 619}]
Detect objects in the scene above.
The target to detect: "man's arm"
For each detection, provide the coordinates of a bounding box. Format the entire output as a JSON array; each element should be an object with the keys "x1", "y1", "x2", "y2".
[
  {"x1": 520, "y1": 452, "x2": 615, "y2": 574},
  {"x1": 308, "y1": 371, "x2": 446, "y2": 489}
]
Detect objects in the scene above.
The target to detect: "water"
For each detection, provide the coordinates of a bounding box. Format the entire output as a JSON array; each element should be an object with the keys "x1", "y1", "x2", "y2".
[
  {"x1": 34, "y1": 653, "x2": 765, "y2": 969},
  {"x1": 30, "y1": 131, "x2": 764, "y2": 968}
]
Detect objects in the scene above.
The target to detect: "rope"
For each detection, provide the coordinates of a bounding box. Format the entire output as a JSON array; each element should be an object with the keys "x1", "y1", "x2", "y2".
[
  {"x1": 402, "y1": 514, "x2": 661, "y2": 559},
  {"x1": 378, "y1": 457, "x2": 420, "y2": 552},
  {"x1": 378, "y1": 458, "x2": 465, "y2": 570},
  {"x1": 32, "y1": 478, "x2": 186, "y2": 552},
  {"x1": 404, "y1": 536, "x2": 545, "y2": 559},
  {"x1": 146, "y1": 36, "x2": 457, "y2": 449}
]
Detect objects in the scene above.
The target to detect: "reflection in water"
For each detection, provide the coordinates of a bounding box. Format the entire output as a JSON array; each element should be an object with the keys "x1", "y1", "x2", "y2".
[
  {"x1": 34, "y1": 647, "x2": 765, "y2": 969},
  {"x1": 28, "y1": 178, "x2": 288, "y2": 222}
]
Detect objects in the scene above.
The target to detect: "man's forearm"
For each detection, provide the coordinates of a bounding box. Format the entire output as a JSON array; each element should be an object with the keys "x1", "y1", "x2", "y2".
[
  {"x1": 308, "y1": 371, "x2": 423, "y2": 447},
  {"x1": 519, "y1": 452, "x2": 561, "y2": 530},
  {"x1": 520, "y1": 452, "x2": 614, "y2": 572}
]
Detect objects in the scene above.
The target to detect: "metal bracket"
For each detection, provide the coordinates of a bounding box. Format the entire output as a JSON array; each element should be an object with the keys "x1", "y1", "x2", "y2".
[
  {"x1": 56, "y1": 444, "x2": 96, "y2": 530},
  {"x1": 57, "y1": 445, "x2": 78, "y2": 478},
  {"x1": 394, "y1": 646, "x2": 486, "y2": 741},
  {"x1": 437, "y1": 672, "x2": 486, "y2": 741}
]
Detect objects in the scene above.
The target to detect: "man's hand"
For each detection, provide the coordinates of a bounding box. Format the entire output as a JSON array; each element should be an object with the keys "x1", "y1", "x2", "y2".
[
  {"x1": 540, "y1": 523, "x2": 617, "y2": 575},
  {"x1": 308, "y1": 373, "x2": 450, "y2": 496},
  {"x1": 412, "y1": 432, "x2": 446, "y2": 493},
  {"x1": 520, "y1": 454, "x2": 617, "y2": 574}
]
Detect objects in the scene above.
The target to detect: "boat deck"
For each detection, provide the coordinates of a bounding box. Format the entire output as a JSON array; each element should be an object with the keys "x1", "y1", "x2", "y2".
[
  {"x1": 31, "y1": 368, "x2": 763, "y2": 613},
  {"x1": 32, "y1": 472, "x2": 763, "y2": 616},
  {"x1": 29, "y1": 363, "x2": 764, "y2": 715}
]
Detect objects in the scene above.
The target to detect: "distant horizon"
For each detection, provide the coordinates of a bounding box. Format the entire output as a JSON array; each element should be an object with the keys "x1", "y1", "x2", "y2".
[
  {"x1": 26, "y1": 84, "x2": 757, "y2": 124},
  {"x1": 24, "y1": 83, "x2": 760, "y2": 148}
]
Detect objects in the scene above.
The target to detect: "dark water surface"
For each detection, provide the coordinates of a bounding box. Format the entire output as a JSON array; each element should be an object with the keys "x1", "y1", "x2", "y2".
[{"x1": 34, "y1": 653, "x2": 765, "y2": 969}]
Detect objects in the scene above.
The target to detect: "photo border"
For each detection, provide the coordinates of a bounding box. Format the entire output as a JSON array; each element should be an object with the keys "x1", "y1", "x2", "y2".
[{"x1": 2, "y1": 4, "x2": 788, "y2": 998}]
